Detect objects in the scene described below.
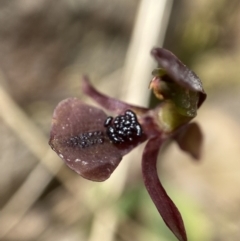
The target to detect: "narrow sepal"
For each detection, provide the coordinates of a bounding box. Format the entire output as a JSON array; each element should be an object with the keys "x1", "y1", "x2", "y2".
[
  {"x1": 82, "y1": 76, "x2": 149, "y2": 115},
  {"x1": 142, "y1": 137, "x2": 188, "y2": 241}
]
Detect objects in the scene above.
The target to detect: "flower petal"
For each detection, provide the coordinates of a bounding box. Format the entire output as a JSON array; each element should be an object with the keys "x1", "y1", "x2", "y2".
[
  {"x1": 174, "y1": 122, "x2": 203, "y2": 160},
  {"x1": 49, "y1": 98, "x2": 123, "y2": 181},
  {"x1": 151, "y1": 48, "x2": 206, "y2": 108},
  {"x1": 49, "y1": 98, "x2": 146, "y2": 181},
  {"x1": 82, "y1": 76, "x2": 149, "y2": 115},
  {"x1": 142, "y1": 137, "x2": 187, "y2": 241}
]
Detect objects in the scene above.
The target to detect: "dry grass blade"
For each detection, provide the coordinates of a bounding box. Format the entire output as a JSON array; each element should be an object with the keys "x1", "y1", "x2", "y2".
[{"x1": 122, "y1": 0, "x2": 173, "y2": 106}]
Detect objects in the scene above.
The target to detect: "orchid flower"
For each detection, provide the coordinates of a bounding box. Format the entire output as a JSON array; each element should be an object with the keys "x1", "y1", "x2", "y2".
[{"x1": 49, "y1": 48, "x2": 206, "y2": 241}]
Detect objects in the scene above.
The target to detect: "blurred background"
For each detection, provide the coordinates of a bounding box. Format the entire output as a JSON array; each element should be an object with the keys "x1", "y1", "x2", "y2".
[{"x1": 0, "y1": 0, "x2": 240, "y2": 240}]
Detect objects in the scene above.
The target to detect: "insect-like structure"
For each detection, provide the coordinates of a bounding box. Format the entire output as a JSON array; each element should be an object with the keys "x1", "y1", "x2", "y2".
[{"x1": 104, "y1": 110, "x2": 143, "y2": 144}]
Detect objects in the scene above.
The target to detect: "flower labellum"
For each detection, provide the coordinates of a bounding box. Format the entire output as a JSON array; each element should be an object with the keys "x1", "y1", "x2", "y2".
[{"x1": 49, "y1": 48, "x2": 206, "y2": 241}]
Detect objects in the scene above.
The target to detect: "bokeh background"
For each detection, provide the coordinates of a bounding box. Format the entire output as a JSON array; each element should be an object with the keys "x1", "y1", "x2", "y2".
[{"x1": 0, "y1": 0, "x2": 240, "y2": 240}]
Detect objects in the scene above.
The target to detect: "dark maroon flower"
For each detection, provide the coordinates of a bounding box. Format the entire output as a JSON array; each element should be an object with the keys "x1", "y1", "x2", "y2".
[{"x1": 49, "y1": 48, "x2": 206, "y2": 241}]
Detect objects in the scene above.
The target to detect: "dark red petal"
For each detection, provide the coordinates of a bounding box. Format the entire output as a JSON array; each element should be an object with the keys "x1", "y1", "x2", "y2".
[
  {"x1": 174, "y1": 122, "x2": 203, "y2": 160},
  {"x1": 151, "y1": 48, "x2": 206, "y2": 108},
  {"x1": 49, "y1": 98, "x2": 147, "y2": 181},
  {"x1": 142, "y1": 137, "x2": 187, "y2": 241},
  {"x1": 82, "y1": 76, "x2": 149, "y2": 115},
  {"x1": 49, "y1": 98, "x2": 123, "y2": 181}
]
